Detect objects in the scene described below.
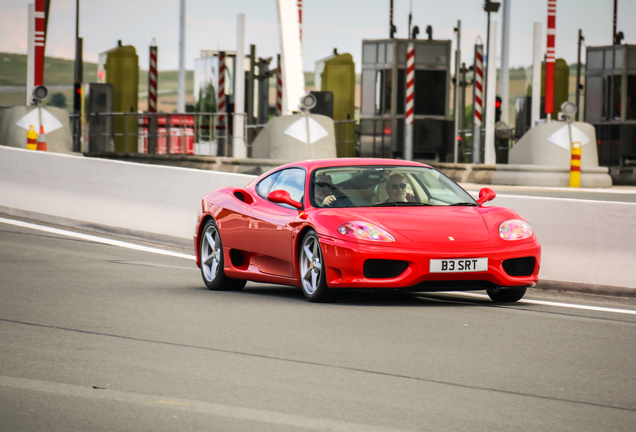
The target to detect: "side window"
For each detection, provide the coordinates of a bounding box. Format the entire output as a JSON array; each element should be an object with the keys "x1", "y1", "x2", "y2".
[
  {"x1": 256, "y1": 171, "x2": 281, "y2": 198},
  {"x1": 269, "y1": 168, "x2": 305, "y2": 205}
]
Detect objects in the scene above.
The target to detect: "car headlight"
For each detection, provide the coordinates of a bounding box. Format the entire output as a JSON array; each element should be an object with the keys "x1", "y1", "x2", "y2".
[
  {"x1": 499, "y1": 219, "x2": 533, "y2": 240},
  {"x1": 337, "y1": 221, "x2": 395, "y2": 242}
]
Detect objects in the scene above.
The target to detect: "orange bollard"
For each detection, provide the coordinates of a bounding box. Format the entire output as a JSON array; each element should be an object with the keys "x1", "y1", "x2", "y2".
[
  {"x1": 27, "y1": 125, "x2": 38, "y2": 150},
  {"x1": 36, "y1": 124, "x2": 47, "y2": 151}
]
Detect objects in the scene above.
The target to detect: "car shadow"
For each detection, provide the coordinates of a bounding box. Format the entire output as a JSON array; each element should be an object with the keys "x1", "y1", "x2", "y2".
[{"x1": 219, "y1": 283, "x2": 492, "y2": 307}]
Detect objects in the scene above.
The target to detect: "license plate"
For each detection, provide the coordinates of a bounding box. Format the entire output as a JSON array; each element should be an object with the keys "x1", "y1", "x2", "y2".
[{"x1": 429, "y1": 258, "x2": 488, "y2": 273}]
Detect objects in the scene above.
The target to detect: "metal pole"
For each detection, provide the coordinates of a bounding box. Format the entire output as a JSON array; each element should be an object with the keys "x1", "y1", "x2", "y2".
[
  {"x1": 177, "y1": 0, "x2": 186, "y2": 113},
  {"x1": 390, "y1": 0, "x2": 394, "y2": 38},
  {"x1": 233, "y1": 13, "x2": 247, "y2": 158},
  {"x1": 484, "y1": 10, "x2": 490, "y2": 121},
  {"x1": 499, "y1": 0, "x2": 510, "y2": 125},
  {"x1": 72, "y1": 0, "x2": 82, "y2": 152},
  {"x1": 531, "y1": 22, "x2": 542, "y2": 128},
  {"x1": 484, "y1": 20, "x2": 498, "y2": 165},
  {"x1": 575, "y1": 29, "x2": 583, "y2": 121},
  {"x1": 453, "y1": 20, "x2": 461, "y2": 163},
  {"x1": 613, "y1": 0, "x2": 617, "y2": 44}
]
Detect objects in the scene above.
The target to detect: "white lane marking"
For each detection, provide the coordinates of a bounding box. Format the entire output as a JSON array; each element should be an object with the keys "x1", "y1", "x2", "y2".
[
  {"x1": 3, "y1": 218, "x2": 635, "y2": 316},
  {"x1": 0, "y1": 376, "x2": 410, "y2": 432},
  {"x1": 450, "y1": 292, "x2": 636, "y2": 316},
  {"x1": 0, "y1": 217, "x2": 195, "y2": 261}
]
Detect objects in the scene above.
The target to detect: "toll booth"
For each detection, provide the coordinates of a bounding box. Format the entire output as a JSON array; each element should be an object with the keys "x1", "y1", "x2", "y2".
[
  {"x1": 584, "y1": 44, "x2": 636, "y2": 167},
  {"x1": 359, "y1": 38, "x2": 453, "y2": 159}
]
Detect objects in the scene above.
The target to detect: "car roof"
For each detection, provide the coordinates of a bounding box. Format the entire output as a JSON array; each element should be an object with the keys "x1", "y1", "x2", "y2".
[{"x1": 273, "y1": 158, "x2": 432, "y2": 173}]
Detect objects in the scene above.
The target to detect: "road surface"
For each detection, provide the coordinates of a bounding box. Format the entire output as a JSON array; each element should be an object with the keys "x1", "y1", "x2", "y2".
[{"x1": 1, "y1": 219, "x2": 635, "y2": 431}]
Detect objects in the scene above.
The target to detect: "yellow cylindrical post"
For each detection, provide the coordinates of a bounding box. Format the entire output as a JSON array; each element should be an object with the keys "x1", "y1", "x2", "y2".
[
  {"x1": 26, "y1": 125, "x2": 38, "y2": 150},
  {"x1": 569, "y1": 141, "x2": 581, "y2": 188}
]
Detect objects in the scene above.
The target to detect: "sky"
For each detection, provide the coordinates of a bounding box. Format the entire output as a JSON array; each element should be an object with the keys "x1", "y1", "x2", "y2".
[{"x1": 1, "y1": 0, "x2": 635, "y2": 74}]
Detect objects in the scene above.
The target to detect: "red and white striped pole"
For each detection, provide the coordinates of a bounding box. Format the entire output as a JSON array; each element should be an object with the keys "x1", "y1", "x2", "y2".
[
  {"x1": 297, "y1": 0, "x2": 303, "y2": 44},
  {"x1": 404, "y1": 42, "x2": 415, "y2": 160},
  {"x1": 276, "y1": 54, "x2": 283, "y2": 116},
  {"x1": 217, "y1": 51, "x2": 226, "y2": 123},
  {"x1": 472, "y1": 43, "x2": 484, "y2": 163},
  {"x1": 217, "y1": 51, "x2": 227, "y2": 152},
  {"x1": 148, "y1": 43, "x2": 158, "y2": 113},
  {"x1": 34, "y1": 0, "x2": 45, "y2": 88},
  {"x1": 545, "y1": 0, "x2": 557, "y2": 119}
]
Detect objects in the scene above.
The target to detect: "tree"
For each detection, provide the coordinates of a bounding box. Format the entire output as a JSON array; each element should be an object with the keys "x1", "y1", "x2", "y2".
[
  {"x1": 46, "y1": 92, "x2": 67, "y2": 108},
  {"x1": 195, "y1": 83, "x2": 216, "y2": 113}
]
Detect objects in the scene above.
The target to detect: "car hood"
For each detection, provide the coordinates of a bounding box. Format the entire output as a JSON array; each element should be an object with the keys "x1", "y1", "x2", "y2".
[{"x1": 312, "y1": 206, "x2": 492, "y2": 245}]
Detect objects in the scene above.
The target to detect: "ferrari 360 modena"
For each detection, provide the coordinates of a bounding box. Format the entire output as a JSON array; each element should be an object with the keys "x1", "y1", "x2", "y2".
[{"x1": 194, "y1": 158, "x2": 541, "y2": 302}]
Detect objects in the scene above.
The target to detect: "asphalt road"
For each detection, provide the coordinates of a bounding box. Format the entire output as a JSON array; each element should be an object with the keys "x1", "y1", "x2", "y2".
[{"x1": 1, "y1": 220, "x2": 636, "y2": 432}]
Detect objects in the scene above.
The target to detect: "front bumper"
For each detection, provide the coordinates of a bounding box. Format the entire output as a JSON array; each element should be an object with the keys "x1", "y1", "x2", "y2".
[{"x1": 319, "y1": 236, "x2": 541, "y2": 290}]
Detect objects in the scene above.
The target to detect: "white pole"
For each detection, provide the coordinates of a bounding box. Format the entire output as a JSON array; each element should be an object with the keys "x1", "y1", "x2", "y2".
[
  {"x1": 499, "y1": 0, "x2": 510, "y2": 125},
  {"x1": 26, "y1": 4, "x2": 35, "y2": 105},
  {"x1": 177, "y1": 0, "x2": 186, "y2": 113},
  {"x1": 484, "y1": 20, "x2": 498, "y2": 165},
  {"x1": 275, "y1": 0, "x2": 305, "y2": 115},
  {"x1": 531, "y1": 22, "x2": 543, "y2": 128},
  {"x1": 233, "y1": 13, "x2": 247, "y2": 158}
]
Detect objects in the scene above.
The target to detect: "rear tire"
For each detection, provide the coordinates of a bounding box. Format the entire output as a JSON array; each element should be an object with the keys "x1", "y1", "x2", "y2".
[
  {"x1": 486, "y1": 287, "x2": 527, "y2": 303},
  {"x1": 299, "y1": 230, "x2": 336, "y2": 303},
  {"x1": 200, "y1": 219, "x2": 246, "y2": 291}
]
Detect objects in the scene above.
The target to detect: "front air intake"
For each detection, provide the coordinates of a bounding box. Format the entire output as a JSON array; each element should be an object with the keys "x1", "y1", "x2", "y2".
[
  {"x1": 502, "y1": 257, "x2": 536, "y2": 277},
  {"x1": 363, "y1": 259, "x2": 408, "y2": 279}
]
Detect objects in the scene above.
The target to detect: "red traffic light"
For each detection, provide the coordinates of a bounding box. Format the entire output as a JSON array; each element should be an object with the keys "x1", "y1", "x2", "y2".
[{"x1": 495, "y1": 97, "x2": 501, "y2": 109}]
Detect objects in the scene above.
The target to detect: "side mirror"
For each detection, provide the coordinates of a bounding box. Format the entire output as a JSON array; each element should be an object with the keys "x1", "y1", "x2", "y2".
[
  {"x1": 267, "y1": 190, "x2": 303, "y2": 209},
  {"x1": 477, "y1": 188, "x2": 496, "y2": 205}
]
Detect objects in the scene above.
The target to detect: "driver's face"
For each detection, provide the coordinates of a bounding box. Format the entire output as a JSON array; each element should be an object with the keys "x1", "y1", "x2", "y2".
[
  {"x1": 387, "y1": 176, "x2": 407, "y2": 201},
  {"x1": 315, "y1": 175, "x2": 333, "y2": 201}
]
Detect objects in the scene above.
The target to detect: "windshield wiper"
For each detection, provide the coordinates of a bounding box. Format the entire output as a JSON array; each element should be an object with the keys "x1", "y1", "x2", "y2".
[
  {"x1": 375, "y1": 202, "x2": 432, "y2": 207},
  {"x1": 449, "y1": 202, "x2": 479, "y2": 206}
]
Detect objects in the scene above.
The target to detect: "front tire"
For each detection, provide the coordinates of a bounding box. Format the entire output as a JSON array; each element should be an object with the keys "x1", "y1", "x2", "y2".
[
  {"x1": 299, "y1": 230, "x2": 336, "y2": 302},
  {"x1": 200, "y1": 219, "x2": 246, "y2": 291},
  {"x1": 486, "y1": 287, "x2": 527, "y2": 303}
]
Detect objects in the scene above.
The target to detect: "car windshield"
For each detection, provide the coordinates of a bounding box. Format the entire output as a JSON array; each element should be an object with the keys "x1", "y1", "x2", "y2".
[{"x1": 309, "y1": 165, "x2": 477, "y2": 208}]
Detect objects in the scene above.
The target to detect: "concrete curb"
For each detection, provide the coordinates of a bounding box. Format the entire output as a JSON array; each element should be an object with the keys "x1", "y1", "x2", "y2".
[{"x1": 535, "y1": 280, "x2": 636, "y2": 299}]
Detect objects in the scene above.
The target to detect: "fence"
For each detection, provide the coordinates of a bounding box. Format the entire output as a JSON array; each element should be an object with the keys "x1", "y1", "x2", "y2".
[
  {"x1": 81, "y1": 112, "x2": 361, "y2": 159},
  {"x1": 83, "y1": 112, "x2": 247, "y2": 157}
]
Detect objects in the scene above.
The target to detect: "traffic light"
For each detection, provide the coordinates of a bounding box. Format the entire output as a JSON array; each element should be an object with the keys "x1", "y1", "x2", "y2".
[
  {"x1": 73, "y1": 80, "x2": 82, "y2": 112},
  {"x1": 495, "y1": 96, "x2": 502, "y2": 123}
]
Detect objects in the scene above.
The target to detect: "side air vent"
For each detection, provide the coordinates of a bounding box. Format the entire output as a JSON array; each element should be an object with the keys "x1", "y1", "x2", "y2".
[
  {"x1": 502, "y1": 257, "x2": 536, "y2": 277},
  {"x1": 363, "y1": 259, "x2": 408, "y2": 279}
]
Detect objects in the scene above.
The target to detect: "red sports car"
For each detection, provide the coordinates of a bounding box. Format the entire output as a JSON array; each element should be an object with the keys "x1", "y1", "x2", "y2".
[{"x1": 194, "y1": 158, "x2": 541, "y2": 302}]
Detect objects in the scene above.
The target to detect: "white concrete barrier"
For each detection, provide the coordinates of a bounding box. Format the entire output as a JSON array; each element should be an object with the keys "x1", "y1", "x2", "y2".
[
  {"x1": 488, "y1": 194, "x2": 636, "y2": 290},
  {"x1": 0, "y1": 146, "x2": 256, "y2": 244},
  {"x1": 1, "y1": 146, "x2": 635, "y2": 290}
]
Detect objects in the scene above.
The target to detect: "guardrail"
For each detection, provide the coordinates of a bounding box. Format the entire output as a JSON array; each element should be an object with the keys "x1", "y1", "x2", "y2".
[
  {"x1": 82, "y1": 112, "x2": 359, "y2": 159},
  {"x1": 84, "y1": 112, "x2": 247, "y2": 157}
]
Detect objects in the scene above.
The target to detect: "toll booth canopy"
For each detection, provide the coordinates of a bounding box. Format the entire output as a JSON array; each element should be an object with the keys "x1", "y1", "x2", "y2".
[
  {"x1": 584, "y1": 44, "x2": 636, "y2": 167},
  {"x1": 359, "y1": 38, "x2": 452, "y2": 160}
]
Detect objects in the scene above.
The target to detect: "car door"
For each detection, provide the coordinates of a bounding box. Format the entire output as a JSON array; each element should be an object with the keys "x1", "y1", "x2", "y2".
[{"x1": 246, "y1": 168, "x2": 305, "y2": 278}]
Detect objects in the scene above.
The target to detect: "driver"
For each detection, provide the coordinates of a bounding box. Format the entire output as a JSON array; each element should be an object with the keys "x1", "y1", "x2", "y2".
[
  {"x1": 314, "y1": 174, "x2": 337, "y2": 207},
  {"x1": 385, "y1": 173, "x2": 409, "y2": 203}
]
